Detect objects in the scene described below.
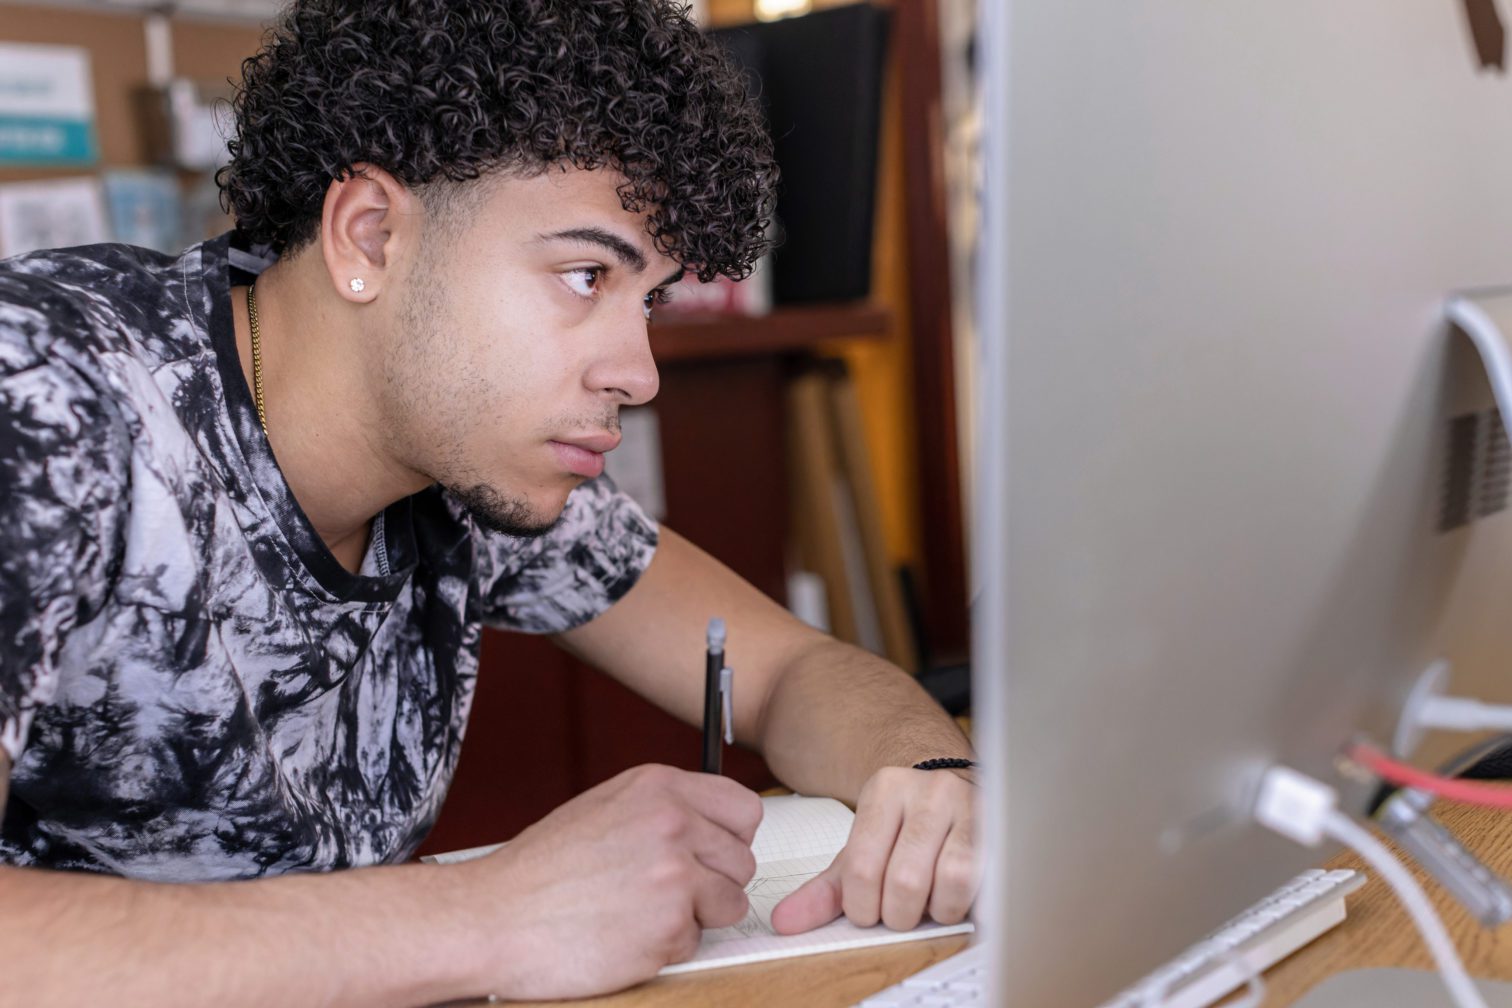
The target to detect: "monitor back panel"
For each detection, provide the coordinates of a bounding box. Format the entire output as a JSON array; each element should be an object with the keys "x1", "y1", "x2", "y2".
[{"x1": 975, "y1": 3, "x2": 1512, "y2": 1004}]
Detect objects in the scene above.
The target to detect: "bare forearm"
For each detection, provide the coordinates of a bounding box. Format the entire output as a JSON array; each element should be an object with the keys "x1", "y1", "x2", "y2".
[
  {"x1": 755, "y1": 639, "x2": 973, "y2": 804},
  {"x1": 0, "y1": 860, "x2": 491, "y2": 1008}
]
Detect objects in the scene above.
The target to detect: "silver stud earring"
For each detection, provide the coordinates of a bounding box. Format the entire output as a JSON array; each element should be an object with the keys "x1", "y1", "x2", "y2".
[{"x1": 349, "y1": 278, "x2": 366, "y2": 294}]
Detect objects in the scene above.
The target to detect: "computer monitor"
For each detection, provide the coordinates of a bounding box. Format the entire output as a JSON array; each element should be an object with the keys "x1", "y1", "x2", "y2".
[{"x1": 973, "y1": 2, "x2": 1512, "y2": 1004}]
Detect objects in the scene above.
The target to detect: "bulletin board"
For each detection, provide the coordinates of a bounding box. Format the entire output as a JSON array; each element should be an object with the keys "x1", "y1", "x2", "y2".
[{"x1": 0, "y1": 1, "x2": 266, "y2": 185}]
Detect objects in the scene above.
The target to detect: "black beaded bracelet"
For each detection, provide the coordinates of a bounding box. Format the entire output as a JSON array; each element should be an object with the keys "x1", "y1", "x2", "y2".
[{"x1": 912, "y1": 758, "x2": 977, "y2": 771}]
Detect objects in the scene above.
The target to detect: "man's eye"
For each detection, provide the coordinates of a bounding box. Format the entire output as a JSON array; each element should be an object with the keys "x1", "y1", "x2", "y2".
[
  {"x1": 564, "y1": 267, "x2": 602, "y2": 299},
  {"x1": 642, "y1": 287, "x2": 674, "y2": 320}
]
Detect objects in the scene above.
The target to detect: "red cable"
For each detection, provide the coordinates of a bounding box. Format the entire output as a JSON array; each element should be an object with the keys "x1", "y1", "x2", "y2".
[{"x1": 1348, "y1": 742, "x2": 1512, "y2": 809}]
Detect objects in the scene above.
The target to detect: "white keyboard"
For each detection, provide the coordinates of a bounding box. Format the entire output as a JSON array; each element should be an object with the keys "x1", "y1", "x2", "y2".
[
  {"x1": 856, "y1": 868, "x2": 1364, "y2": 1007},
  {"x1": 859, "y1": 941, "x2": 988, "y2": 1007}
]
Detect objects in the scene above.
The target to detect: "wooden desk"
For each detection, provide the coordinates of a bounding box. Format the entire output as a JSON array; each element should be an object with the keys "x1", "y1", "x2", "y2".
[
  {"x1": 507, "y1": 934, "x2": 971, "y2": 1008},
  {"x1": 509, "y1": 801, "x2": 1512, "y2": 1007}
]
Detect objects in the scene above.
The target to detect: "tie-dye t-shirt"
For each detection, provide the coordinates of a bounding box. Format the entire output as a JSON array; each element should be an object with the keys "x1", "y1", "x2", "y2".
[{"x1": 0, "y1": 233, "x2": 658, "y2": 880}]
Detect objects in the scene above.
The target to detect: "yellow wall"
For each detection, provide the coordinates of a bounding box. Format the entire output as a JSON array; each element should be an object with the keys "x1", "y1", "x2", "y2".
[
  {"x1": 826, "y1": 65, "x2": 922, "y2": 572},
  {"x1": 709, "y1": 0, "x2": 924, "y2": 573}
]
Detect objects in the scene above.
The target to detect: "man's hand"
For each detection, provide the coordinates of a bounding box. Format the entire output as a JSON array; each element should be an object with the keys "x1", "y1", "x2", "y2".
[
  {"x1": 457, "y1": 763, "x2": 763, "y2": 1001},
  {"x1": 768, "y1": 767, "x2": 980, "y2": 935},
  {"x1": 0, "y1": 763, "x2": 761, "y2": 1007}
]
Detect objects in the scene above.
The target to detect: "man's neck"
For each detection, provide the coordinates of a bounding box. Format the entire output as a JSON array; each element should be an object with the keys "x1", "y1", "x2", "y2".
[{"x1": 231, "y1": 260, "x2": 429, "y2": 574}]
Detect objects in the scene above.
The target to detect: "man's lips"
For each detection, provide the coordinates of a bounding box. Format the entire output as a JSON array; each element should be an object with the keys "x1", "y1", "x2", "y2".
[{"x1": 549, "y1": 434, "x2": 620, "y2": 478}]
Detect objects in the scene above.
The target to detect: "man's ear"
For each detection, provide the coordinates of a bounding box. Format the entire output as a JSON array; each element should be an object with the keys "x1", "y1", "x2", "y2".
[{"x1": 317, "y1": 163, "x2": 422, "y2": 304}]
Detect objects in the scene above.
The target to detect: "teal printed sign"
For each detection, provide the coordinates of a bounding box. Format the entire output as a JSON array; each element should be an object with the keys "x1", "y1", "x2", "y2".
[
  {"x1": 0, "y1": 44, "x2": 98, "y2": 167},
  {"x1": 0, "y1": 117, "x2": 97, "y2": 164}
]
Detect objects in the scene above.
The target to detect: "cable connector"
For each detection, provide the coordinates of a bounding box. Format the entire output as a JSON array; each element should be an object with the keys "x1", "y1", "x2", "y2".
[
  {"x1": 1254, "y1": 763, "x2": 1488, "y2": 1008},
  {"x1": 1254, "y1": 765, "x2": 1339, "y2": 847},
  {"x1": 1395, "y1": 660, "x2": 1512, "y2": 756}
]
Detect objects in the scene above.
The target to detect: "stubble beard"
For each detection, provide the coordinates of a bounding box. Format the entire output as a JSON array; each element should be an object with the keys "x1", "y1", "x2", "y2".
[
  {"x1": 391, "y1": 243, "x2": 573, "y2": 540},
  {"x1": 390, "y1": 229, "x2": 619, "y2": 540},
  {"x1": 451, "y1": 480, "x2": 563, "y2": 539}
]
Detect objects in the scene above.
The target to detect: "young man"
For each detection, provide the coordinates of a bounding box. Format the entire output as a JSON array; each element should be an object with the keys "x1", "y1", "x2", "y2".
[{"x1": 0, "y1": 1, "x2": 978, "y2": 1003}]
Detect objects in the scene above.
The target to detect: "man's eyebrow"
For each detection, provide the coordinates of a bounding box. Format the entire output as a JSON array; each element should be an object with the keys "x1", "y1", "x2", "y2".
[
  {"x1": 536, "y1": 227, "x2": 648, "y2": 273},
  {"x1": 655, "y1": 266, "x2": 686, "y2": 288}
]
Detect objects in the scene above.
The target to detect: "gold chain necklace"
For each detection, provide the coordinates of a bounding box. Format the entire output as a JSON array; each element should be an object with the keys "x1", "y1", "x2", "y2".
[{"x1": 247, "y1": 282, "x2": 268, "y2": 434}]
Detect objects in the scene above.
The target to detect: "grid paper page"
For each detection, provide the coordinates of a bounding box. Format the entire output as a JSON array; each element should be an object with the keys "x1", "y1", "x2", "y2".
[
  {"x1": 660, "y1": 796, "x2": 975, "y2": 975},
  {"x1": 750, "y1": 795, "x2": 855, "y2": 862}
]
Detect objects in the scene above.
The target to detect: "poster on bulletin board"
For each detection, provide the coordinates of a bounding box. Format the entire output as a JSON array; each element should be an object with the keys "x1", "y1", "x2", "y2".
[
  {"x1": 0, "y1": 43, "x2": 99, "y2": 167},
  {"x1": 0, "y1": 177, "x2": 109, "y2": 257}
]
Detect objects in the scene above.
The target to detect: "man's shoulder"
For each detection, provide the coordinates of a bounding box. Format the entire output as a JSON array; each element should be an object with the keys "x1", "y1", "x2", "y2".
[
  {"x1": 0, "y1": 242, "x2": 208, "y2": 377},
  {"x1": 458, "y1": 475, "x2": 660, "y2": 634},
  {"x1": 0, "y1": 245, "x2": 194, "y2": 465}
]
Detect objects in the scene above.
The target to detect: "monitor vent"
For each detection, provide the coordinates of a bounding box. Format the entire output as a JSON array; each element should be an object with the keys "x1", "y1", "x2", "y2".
[
  {"x1": 1441, "y1": 408, "x2": 1511, "y2": 531},
  {"x1": 1479, "y1": 408, "x2": 1511, "y2": 518}
]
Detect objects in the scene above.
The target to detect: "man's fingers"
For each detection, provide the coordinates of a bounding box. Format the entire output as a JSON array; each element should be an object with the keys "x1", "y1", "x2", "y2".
[
  {"x1": 926, "y1": 823, "x2": 980, "y2": 925},
  {"x1": 660, "y1": 918, "x2": 704, "y2": 967},
  {"x1": 880, "y1": 793, "x2": 954, "y2": 931},
  {"x1": 690, "y1": 860, "x2": 751, "y2": 930},
  {"x1": 837, "y1": 787, "x2": 904, "y2": 928},
  {"x1": 770, "y1": 861, "x2": 843, "y2": 935},
  {"x1": 658, "y1": 767, "x2": 765, "y2": 845},
  {"x1": 682, "y1": 809, "x2": 758, "y2": 888}
]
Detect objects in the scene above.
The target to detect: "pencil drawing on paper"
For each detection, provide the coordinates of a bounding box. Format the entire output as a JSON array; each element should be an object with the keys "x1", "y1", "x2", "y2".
[
  {"x1": 702, "y1": 854, "x2": 833, "y2": 944},
  {"x1": 733, "y1": 869, "x2": 817, "y2": 938}
]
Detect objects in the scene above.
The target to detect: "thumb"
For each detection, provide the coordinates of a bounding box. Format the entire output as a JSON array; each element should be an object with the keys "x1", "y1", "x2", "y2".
[{"x1": 770, "y1": 860, "x2": 844, "y2": 935}]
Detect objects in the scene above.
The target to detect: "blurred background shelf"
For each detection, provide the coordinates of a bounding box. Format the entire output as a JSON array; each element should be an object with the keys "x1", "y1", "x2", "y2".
[{"x1": 650, "y1": 302, "x2": 891, "y2": 361}]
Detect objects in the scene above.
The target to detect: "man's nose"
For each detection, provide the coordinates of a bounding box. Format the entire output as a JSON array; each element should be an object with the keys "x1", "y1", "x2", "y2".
[{"x1": 585, "y1": 319, "x2": 660, "y2": 407}]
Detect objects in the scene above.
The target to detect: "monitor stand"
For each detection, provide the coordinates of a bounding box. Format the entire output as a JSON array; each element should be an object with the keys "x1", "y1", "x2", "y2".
[{"x1": 1293, "y1": 968, "x2": 1512, "y2": 1006}]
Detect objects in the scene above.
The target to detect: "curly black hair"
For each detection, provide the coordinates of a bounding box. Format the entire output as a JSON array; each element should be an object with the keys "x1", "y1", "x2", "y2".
[{"x1": 217, "y1": 0, "x2": 776, "y2": 281}]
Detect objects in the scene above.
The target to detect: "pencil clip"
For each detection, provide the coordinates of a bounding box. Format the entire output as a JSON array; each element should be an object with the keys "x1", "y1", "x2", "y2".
[{"x1": 720, "y1": 666, "x2": 734, "y2": 745}]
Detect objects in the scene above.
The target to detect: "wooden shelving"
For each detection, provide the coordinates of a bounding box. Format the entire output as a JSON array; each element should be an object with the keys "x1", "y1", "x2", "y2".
[{"x1": 649, "y1": 302, "x2": 891, "y2": 362}]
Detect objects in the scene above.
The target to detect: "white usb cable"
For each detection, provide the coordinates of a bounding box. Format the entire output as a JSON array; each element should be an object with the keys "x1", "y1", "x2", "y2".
[{"x1": 1255, "y1": 766, "x2": 1487, "y2": 1008}]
